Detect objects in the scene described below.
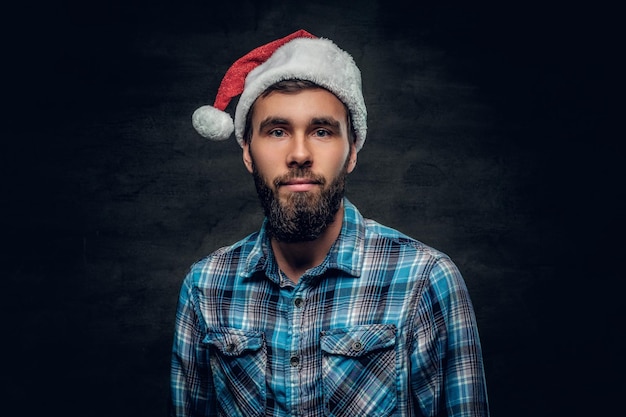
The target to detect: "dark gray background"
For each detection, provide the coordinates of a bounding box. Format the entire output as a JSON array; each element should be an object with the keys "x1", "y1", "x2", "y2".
[{"x1": 3, "y1": 1, "x2": 622, "y2": 416}]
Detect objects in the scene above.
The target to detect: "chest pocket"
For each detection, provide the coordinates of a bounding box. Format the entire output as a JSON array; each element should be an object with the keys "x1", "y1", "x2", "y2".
[
  {"x1": 203, "y1": 328, "x2": 266, "y2": 417},
  {"x1": 320, "y1": 324, "x2": 397, "y2": 417}
]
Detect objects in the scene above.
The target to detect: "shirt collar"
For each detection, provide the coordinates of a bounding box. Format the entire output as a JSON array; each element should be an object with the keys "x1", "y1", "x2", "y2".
[{"x1": 242, "y1": 198, "x2": 365, "y2": 281}]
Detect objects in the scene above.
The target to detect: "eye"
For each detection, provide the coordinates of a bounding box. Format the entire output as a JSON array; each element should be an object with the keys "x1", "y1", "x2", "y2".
[
  {"x1": 269, "y1": 129, "x2": 286, "y2": 138},
  {"x1": 313, "y1": 129, "x2": 330, "y2": 138}
]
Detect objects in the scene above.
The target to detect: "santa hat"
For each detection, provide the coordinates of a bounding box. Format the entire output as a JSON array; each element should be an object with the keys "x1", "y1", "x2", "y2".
[{"x1": 192, "y1": 29, "x2": 367, "y2": 151}]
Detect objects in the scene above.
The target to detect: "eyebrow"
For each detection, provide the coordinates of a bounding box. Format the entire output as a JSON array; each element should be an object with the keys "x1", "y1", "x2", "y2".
[
  {"x1": 258, "y1": 116, "x2": 342, "y2": 131},
  {"x1": 310, "y1": 117, "x2": 341, "y2": 130},
  {"x1": 258, "y1": 117, "x2": 290, "y2": 132}
]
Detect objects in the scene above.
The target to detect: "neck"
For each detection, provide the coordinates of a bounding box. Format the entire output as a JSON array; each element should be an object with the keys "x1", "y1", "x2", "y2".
[{"x1": 271, "y1": 203, "x2": 344, "y2": 283}]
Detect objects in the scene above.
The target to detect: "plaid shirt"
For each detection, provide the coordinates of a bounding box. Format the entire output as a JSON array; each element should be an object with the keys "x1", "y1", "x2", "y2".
[{"x1": 170, "y1": 199, "x2": 489, "y2": 416}]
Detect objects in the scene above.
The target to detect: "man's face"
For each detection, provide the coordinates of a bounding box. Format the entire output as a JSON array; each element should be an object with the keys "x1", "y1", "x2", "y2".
[{"x1": 243, "y1": 88, "x2": 357, "y2": 242}]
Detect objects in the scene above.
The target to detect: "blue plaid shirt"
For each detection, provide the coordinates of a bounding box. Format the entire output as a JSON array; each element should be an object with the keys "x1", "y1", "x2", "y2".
[{"x1": 170, "y1": 199, "x2": 489, "y2": 416}]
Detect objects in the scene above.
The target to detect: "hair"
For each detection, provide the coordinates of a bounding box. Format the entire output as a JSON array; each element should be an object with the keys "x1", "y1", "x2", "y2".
[{"x1": 243, "y1": 79, "x2": 356, "y2": 145}]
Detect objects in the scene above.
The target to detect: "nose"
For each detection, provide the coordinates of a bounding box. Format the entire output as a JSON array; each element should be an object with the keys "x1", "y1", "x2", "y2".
[{"x1": 286, "y1": 134, "x2": 312, "y2": 168}]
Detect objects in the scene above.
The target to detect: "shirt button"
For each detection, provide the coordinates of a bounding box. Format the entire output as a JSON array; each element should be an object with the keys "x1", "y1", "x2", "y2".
[
  {"x1": 293, "y1": 297, "x2": 304, "y2": 308},
  {"x1": 290, "y1": 356, "x2": 300, "y2": 367}
]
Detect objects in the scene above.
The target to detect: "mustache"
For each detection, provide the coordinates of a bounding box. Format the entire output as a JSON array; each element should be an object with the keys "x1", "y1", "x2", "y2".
[{"x1": 273, "y1": 168, "x2": 326, "y2": 187}]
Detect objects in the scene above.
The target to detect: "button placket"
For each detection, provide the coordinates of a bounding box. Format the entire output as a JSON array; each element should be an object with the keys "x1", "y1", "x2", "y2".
[
  {"x1": 290, "y1": 294, "x2": 304, "y2": 368},
  {"x1": 286, "y1": 286, "x2": 309, "y2": 409},
  {"x1": 290, "y1": 355, "x2": 300, "y2": 367}
]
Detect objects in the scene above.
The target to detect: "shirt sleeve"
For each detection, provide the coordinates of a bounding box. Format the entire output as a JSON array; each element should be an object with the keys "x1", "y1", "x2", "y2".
[
  {"x1": 410, "y1": 256, "x2": 490, "y2": 416},
  {"x1": 170, "y1": 274, "x2": 216, "y2": 417}
]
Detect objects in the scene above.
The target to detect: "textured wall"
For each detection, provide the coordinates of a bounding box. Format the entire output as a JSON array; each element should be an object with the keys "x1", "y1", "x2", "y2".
[{"x1": 4, "y1": 1, "x2": 621, "y2": 416}]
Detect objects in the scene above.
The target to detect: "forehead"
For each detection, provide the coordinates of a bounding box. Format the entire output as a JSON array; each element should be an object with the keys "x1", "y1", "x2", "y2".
[{"x1": 252, "y1": 88, "x2": 348, "y2": 122}]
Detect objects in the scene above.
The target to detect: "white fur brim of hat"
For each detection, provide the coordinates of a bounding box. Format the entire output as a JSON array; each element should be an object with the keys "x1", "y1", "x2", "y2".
[{"x1": 193, "y1": 37, "x2": 367, "y2": 152}]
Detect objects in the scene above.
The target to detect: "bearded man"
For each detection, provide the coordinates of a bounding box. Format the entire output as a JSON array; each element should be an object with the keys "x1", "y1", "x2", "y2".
[{"x1": 170, "y1": 30, "x2": 489, "y2": 417}]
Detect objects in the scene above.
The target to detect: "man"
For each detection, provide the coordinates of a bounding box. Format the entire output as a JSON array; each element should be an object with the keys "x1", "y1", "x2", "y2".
[{"x1": 171, "y1": 30, "x2": 489, "y2": 416}]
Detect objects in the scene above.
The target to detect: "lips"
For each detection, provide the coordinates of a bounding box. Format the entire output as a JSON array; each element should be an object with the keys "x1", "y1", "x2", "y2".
[
  {"x1": 283, "y1": 178, "x2": 319, "y2": 186},
  {"x1": 280, "y1": 177, "x2": 321, "y2": 192}
]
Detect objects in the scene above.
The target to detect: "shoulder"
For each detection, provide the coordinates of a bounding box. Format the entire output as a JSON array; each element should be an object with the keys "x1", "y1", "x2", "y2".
[
  {"x1": 185, "y1": 231, "x2": 260, "y2": 286},
  {"x1": 359, "y1": 217, "x2": 465, "y2": 289},
  {"x1": 368, "y1": 217, "x2": 468, "y2": 283},
  {"x1": 344, "y1": 199, "x2": 447, "y2": 260},
  {"x1": 344, "y1": 200, "x2": 456, "y2": 279},
  {"x1": 362, "y1": 217, "x2": 450, "y2": 262},
  {"x1": 361, "y1": 220, "x2": 473, "y2": 312}
]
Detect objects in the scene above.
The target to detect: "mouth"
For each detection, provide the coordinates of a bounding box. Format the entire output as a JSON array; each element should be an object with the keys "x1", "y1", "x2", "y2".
[{"x1": 279, "y1": 177, "x2": 322, "y2": 192}]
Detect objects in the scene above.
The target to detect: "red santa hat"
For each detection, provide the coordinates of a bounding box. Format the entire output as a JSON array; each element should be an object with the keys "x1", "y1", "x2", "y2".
[{"x1": 192, "y1": 29, "x2": 368, "y2": 151}]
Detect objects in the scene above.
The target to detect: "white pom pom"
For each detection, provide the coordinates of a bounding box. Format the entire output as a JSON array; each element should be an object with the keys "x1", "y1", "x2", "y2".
[{"x1": 191, "y1": 105, "x2": 234, "y2": 141}]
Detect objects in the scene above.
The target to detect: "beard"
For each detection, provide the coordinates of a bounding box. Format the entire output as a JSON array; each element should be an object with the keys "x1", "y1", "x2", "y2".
[{"x1": 251, "y1": 158, "x2": 350, "y2": 243}]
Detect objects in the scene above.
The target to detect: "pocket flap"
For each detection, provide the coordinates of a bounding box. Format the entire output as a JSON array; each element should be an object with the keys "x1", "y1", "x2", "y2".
[
  {"x1": 320, "y1": 324, "x2": 396, "y2": 357},
  {"x1": 203, "y1": 328, "x2": 264, "y2": 356}
]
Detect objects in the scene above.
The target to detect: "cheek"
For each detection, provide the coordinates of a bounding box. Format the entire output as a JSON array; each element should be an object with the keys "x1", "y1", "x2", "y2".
[
  {"x1": 249, "y1": 149, "x2": 283, "y2": 183},
  {"x1": 331, "y1": 147, "x2": 352, "y2": 173},
  {"x1": 247, "y1": 140, "x2": 277, "y2": 169},
  {"x1": 254, "y1": 150, "x2": 281, "y2": 173}
]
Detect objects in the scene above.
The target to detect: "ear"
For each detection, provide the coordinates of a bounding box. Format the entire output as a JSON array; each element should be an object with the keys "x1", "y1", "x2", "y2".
[
  {"x1": 243, "y1": 142, "x2": 254, "y2": 173},
  {"x1": 346, "y1": 143, "x2": 357, "y2": 174}
]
